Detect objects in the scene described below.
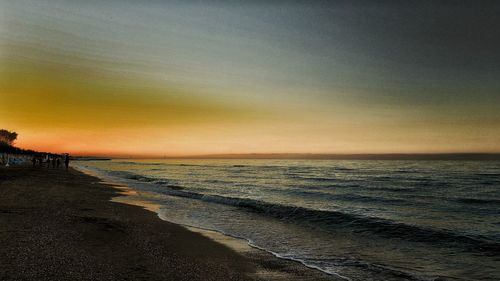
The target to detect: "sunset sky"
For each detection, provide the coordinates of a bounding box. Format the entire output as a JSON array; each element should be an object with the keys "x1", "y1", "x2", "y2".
[{"x1": 1, "y1": 0, "x2": 500, "y2": 156}]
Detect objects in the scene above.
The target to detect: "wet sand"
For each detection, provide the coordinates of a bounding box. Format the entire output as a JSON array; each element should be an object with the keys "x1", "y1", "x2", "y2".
[{"x1": 0, "y1": 166, "x2": 339, "y2": 281}]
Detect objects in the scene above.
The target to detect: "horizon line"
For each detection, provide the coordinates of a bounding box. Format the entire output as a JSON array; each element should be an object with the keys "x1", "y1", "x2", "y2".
[{"x1": 74, "y1": 152, "x2": 500, "y2": 161}]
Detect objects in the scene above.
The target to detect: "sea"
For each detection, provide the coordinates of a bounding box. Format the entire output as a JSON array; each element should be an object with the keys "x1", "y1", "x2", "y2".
[{"x1": 74, "y1": 159, "x2": 500, "y2": 281}]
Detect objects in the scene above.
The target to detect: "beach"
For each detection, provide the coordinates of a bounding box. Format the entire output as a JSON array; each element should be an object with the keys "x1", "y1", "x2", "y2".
[
  {"x1": 1, "y1": 1, "x2": 498, "y2": 280},
  {"x1": 0, "y1": 166, "x2": 338, "y2": 281}
]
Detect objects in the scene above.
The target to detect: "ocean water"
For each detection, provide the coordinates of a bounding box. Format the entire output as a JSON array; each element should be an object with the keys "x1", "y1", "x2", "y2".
[{"x1": 75, "y1": 159, "x2": 500, "y2": 281}]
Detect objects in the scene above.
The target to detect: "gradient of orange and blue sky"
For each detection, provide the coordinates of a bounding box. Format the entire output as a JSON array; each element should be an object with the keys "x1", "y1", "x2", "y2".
[{"x1": 1, "y1": 0, "x2": 500, "y2": 156}]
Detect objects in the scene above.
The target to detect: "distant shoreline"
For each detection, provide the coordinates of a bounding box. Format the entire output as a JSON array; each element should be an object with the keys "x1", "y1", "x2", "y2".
[{"x1": 75, "y1": 153, "x2": 500, "y2": 161}]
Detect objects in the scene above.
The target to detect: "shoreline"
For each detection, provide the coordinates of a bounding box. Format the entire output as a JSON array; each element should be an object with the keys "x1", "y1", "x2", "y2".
[
  {"x1": 0, "y1": 166, "x2": 339, "y2": 281},
  {"x1": 75, "y1": 165, "x2": 343, "y2": 281}
]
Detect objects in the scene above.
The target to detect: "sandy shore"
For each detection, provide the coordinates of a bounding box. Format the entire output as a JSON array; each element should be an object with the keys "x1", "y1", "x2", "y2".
[{"x1": 0, "y1": 166, "x2": 339, "y2": 281}]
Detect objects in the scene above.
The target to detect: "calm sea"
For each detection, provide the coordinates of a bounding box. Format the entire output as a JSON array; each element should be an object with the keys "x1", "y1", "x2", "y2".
[{"x1": 75, "y1": 159, "x2": 500, "y2": 281}]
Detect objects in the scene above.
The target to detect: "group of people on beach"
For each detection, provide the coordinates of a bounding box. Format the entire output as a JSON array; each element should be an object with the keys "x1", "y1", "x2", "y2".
[{"x1": 32, "y1": 154, "x2": 70, "y2": 169}]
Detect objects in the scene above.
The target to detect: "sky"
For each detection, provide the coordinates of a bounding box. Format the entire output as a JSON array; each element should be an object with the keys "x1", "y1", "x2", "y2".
[{"x1": 1, "y1": 0, "x2": 500, "y2": 156}]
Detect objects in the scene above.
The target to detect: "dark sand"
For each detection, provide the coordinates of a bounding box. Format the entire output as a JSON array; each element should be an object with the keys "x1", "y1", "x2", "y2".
[{"x1": 0, "y1": 167, "x2": 339, "y2": 281}]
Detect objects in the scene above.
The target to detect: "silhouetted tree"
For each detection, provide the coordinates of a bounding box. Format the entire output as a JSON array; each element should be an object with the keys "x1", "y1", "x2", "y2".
[
  {"x1": 0, "y1": 129, "x2": 40, "y2": 155},
  {"x1": 0, "y1": 129, "x2": 18, "y2": 146}
]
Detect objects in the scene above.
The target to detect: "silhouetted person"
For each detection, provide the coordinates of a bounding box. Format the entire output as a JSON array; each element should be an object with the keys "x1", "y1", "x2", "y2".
[
  {"x1": 32, "y1": 155, "x2": 36, "y2": 167},
  {"x1": 64, "y1": 154, "x2": 70, "y2": 170},
  {"x1": 51, "y1": 157, "x2": 56, "y2": 168},
  {"x1": 56, "y1": 158, "x2": 61, "y2": 168},
  {"x1": 46, "y1": 156, "x2": 51, "y2": 168}
]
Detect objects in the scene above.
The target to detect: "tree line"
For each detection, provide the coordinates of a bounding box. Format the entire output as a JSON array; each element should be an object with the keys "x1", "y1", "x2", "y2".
[{"x1": 0, "y1": 129, "x2": 38, "y2": 155}]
